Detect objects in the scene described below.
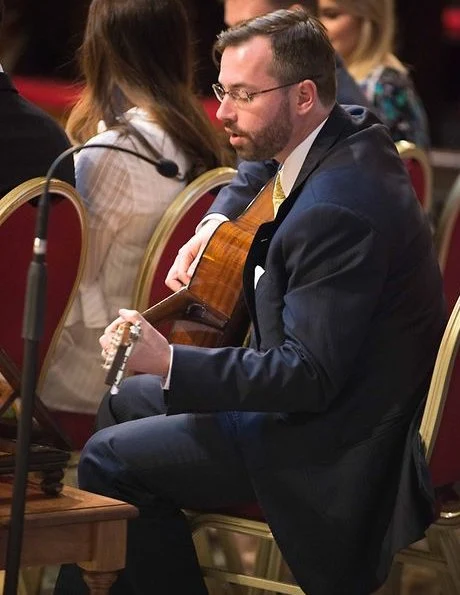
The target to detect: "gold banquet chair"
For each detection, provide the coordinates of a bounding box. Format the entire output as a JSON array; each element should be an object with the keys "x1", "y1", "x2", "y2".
[
  {"x1": 396, "y1": 140, "x2": 433, "y2": 213},
  {"x1": 0, "y1": 177, "x2": 88, "y2": 595},
  {"x1": 387, "y1": 295, "x2": 460, "y2": 594},
  {"x1": 435, "y1": 172, "x2": 460, "y2": 315},
  {"x1": 50, "y1": 167, "x2": 237, "y2": 453},
  {"x1": 0, "y1": 177, "x2": 88, "y2": 451},
  {"x1": 132, "y1": 166, "x2": 237, "y2": 315},
  {"x1": 189, "y1": 508, "x2": 299, "y2": 595}
]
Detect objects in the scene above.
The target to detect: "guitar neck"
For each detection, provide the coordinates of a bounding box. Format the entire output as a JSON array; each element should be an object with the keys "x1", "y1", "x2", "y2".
[{"x1": 142, "y1": 287, "x2": 192, "y2": 325}]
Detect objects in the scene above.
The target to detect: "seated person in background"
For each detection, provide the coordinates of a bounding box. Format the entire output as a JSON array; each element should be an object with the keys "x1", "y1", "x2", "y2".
[
  {"x1": 0, "y1": 0, "x2": 74, "y2": 197},
  {"x1": 215, "y1": 0, "x2": 372, "y2": 220},
  {"x1": 40, "y1": 0, "x2": 228, "y2": 420},
  {"x1": 224, "y1": 0, "x2": 370, "y2": 108},
  {"x1": 319, "y1": 0, "x2": 430, "y2": 147},
  {"x1": 55, "y1": 10, "x2": 445, "y2": 595}
]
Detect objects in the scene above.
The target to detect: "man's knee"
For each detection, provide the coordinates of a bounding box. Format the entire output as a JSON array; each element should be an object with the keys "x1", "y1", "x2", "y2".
[
  {"x1": 78, "y1": 427, "x2": 117, "y2": 494},
  {"x1": 96, "y1": 374, "x2": 165, "y2": 430}
]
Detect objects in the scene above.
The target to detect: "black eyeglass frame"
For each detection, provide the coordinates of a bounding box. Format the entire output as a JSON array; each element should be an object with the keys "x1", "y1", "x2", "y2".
[{"x1": 212, "y1": 80, "x2": 305, "y2": 104}]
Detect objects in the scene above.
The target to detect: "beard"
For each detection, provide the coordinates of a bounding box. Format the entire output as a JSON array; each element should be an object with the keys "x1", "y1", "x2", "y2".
[{"x1": 225, "y1": 94, "x2": 293, "y2": 161}]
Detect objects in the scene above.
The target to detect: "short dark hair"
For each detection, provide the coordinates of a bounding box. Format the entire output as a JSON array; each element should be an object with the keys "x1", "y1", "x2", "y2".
[{"x1": 214, "y1": 9, "x2": 336, "y2": 106}]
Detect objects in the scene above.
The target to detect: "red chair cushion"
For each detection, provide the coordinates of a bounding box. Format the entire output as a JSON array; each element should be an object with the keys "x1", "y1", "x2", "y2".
[
  {"x1": 0, "y1": 196, "x2": 83, "y2": 373},
  {"x1": 403, "y1": 158, "x2": 426, "y2": 208},
  {"x1": 148, "y1": 192, "x2": 215, "y2": 303},
  {"x1": 47, "y1": 410, "x2": 96, "y2": 451}
]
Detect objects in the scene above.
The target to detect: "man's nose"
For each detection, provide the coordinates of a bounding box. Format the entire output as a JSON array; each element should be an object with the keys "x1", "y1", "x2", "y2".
[{"x1": 216, "y1": 95, "x2": 236, "y2": 123}]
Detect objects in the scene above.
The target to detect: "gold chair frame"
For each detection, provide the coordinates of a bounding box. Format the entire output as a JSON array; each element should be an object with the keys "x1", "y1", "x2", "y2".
[
  {"x1": 0, "y1": 177, "x2": 88, "y2": 392},
  {"x1": 396, "y1": 140, "x2": 433, "y2": 213},
  {"x1": 388, "y1": 296, "x2": 460, "y2": 594},
  {"x1": 0, "y1": 177, "x2": 88, "y2": 594},
  {"x1": 435, "y1": 173, "x2": 460, "y2": 274},
  {"x1": 131, "y1": 166, "x2": 237, "y2": 312},
  {"x1": 190, "y1": 296, "x2": 460, "y2": 595},
  {"x1": 189, "y1": 511, "x2": 301, "y2": 595}
]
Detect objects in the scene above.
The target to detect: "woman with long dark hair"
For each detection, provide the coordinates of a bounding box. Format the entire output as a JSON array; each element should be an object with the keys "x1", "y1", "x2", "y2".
[{"x1": 41, "y1": 0, "x2": 229, "y2": 418}]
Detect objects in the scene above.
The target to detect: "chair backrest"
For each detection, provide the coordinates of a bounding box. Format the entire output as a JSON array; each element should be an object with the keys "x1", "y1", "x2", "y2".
[
  {"x1": 419, "y1": 295, "x2": 460, "y2": 487},
  {"x1": 0, "y1": 177, "x2": 87, "y2": 390},
  {"x1": 435, "y1": 173, "x2": 460, "y2": 314},
  {"x1": 396, "y1": 140, "x2": 433, "y2": 212},
  {"x1": 132, "y1": 167, "x2": 237, "y2": 321}
]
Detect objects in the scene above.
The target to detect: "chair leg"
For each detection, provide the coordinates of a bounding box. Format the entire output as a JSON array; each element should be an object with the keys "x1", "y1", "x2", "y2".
[
  {"x1": 249, "y1": 538, "x2": 286, "y2": 595},
  {"x1": 194, "y1": 529, "x2": 246, "y2": 595},
  {"x1": 264, "y1": 541, "x2": 284, "y2": 595},
  {"x1": 219, "y1": 533, "x2": 250, "y2": 595}
]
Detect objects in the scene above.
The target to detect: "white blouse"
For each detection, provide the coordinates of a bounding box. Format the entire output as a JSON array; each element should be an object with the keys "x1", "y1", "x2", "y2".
[{"x1": 40, "y1": 108, "x2": 189, "y2": 414}]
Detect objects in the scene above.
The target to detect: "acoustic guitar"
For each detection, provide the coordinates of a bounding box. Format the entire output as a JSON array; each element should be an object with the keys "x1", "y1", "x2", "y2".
[{"x1": 104, "y1": 176, "x2": 276, "y2": 392}]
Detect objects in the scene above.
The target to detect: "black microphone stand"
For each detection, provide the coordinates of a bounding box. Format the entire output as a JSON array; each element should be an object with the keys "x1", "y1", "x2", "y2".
[{"x1": 3, "y1": 143, "x2": 179, "y2": 595}]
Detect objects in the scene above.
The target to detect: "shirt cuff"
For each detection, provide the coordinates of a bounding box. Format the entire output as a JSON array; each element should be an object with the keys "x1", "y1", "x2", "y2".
[
  {"x1": 195, "y1": 213, "x2": 229, "y2": 233},
  {"x1": 161, "y1": 345, "x2": 174, "y2": 390}
]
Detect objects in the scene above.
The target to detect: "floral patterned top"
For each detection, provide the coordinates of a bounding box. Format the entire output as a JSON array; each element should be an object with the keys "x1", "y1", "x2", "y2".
[{"x1": 359, "y1": 65, "x2": 430, "y2": 148}]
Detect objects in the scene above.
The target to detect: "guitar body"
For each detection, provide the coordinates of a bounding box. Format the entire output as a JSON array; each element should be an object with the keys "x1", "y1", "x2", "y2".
[{"x1": 142, "y1": 177, "x2": 275, "y2": 348}]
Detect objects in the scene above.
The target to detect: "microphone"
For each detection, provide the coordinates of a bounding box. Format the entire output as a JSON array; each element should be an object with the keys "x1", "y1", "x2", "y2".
[
  {"x1": 35, "y1": 142, "x2": 180, "y2": 260},
  {"x1": 79, "y1": 142, "x2": 180, "y2": 178},
  {"x1": 3, "y1": 141, "x2": 180, "y2": 595},
  {"x1": 155, "y1": 157, "x2": 180, "y2": 178}
]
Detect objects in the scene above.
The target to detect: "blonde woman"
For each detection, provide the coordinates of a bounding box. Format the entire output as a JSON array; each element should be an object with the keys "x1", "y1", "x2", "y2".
[{"x1": 319, "y1": 0, "x2": 430, "y2": 147}]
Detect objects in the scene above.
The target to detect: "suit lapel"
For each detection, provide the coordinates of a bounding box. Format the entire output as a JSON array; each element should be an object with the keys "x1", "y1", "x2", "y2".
[
  {"x1": 243, "y1": 104, "x2": 355, "y2": 341},
  {"x1": 291, "y1": 104, "x2": 353, "y2": 194}
]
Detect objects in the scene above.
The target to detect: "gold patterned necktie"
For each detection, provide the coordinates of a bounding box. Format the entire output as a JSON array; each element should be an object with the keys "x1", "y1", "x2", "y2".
[{"x1": 272, "y1": 171, "x2": 286, "y2": 217}]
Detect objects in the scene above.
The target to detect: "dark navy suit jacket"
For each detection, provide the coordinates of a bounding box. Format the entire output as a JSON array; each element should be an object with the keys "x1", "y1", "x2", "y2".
[
  {"x1": 0, "y1": 72, "x2": 74, "y2": 197},
  {"x1": 167, "y1": 105, "x2": 445, "y2": 594}
]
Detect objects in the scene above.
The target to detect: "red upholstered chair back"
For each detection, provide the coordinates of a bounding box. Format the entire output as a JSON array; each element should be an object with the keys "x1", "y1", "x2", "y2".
[
  {"x1": 436, "y1": 174, "x2": 460, "y2": 314},
  {"x1": 396, "y1": 140, "x2": 432, "y2": 212},
  {"x1": 0, "y1": 179, "x2": 87, "y2": 450},
  {"x1": 132, "y1": 168, "x2": 237, "y2": 326},
  {"x1": 0, "y1": 178, "x2": 87, "y2": 390},
  {"x1": 419, "y1": 296, "x2": 460, "y2": 488}
]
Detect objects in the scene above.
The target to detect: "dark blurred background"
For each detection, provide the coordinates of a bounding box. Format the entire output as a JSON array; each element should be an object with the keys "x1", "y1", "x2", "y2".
[{"x1": 0, "y1": 0, "x2": 460, "y2": 149}]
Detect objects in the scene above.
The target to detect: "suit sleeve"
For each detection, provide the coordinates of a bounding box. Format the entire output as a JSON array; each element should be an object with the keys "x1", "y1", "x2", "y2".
[
  {"x1": 167, "y1": 204, "x2": 389, "y2": 414},
  {"x1": 207, "y1": 159, "x2": 278, "y2": 220}
]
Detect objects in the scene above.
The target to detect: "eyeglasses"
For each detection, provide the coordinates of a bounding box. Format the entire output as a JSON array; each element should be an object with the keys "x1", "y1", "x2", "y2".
[{"x1": 212, "y1": 81, "x2": 303, "y2": 105}]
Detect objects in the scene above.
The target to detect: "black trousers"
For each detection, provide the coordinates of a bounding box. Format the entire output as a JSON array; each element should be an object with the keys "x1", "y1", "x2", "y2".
[{"x1": 54, "y1": 374, "x2": 257, "y2": 594}]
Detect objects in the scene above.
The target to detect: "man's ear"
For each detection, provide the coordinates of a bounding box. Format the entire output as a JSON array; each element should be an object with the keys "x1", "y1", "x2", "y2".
[{"x1": 296, "y1": 80, "x2": 316, "y2": 114}]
